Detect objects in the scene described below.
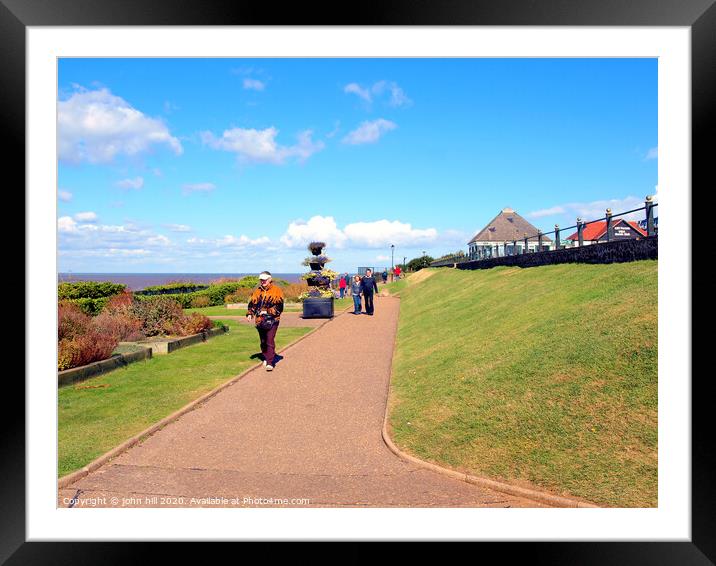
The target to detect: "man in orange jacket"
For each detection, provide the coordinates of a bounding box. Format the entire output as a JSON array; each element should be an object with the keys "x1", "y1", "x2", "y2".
[{"x1": 246, "y1": 271, "x2": 284, "y2": 371}]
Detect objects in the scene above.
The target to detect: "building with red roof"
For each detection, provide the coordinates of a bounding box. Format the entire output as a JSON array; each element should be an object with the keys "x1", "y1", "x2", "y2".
[{"x1": 566, "y1": 219, "x2": 647, "y2": 246}]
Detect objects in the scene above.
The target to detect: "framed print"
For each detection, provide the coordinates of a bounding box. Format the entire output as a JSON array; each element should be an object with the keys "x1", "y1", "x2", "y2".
[{"x1": 7, "y1": 0, "x2": 710, "y2": 561}]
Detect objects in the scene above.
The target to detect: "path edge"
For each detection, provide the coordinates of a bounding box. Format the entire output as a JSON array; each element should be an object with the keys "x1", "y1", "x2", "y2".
[
  {"x1": 58, "y1": 306, "x2": 351, "y2": 491},
  {"x1": 379, "y1": 296, "x2": 600, "y2": 509}
]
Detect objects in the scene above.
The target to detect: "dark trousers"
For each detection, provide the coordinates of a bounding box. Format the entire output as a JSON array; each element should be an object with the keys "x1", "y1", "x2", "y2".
[
  {"x1": 364, "y1": 292, "x2": 374, "y2": 314},
  {"x1": 257, "y1": 321, "x2": 279, "y2": 365}
]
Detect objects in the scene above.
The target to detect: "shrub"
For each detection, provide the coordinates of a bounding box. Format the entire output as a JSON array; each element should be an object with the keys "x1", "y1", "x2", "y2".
[
  {"x1": 129, "y1": 297, "x2": 185, "y2": 337},
  {"x1": 58, "y1": 301, "x2": 92, "y2": 341},
  {"x1": 92, "y1": 310, "x2": 145, "y2": 342},
  {"x1": 172, "y1": 312, "x2": 213, "y2": 336},
  {"x1": 190, "y1": 295, "x2": 211, "y2": 308},
  {"x1": 203, "y1": 283, "x2": 245, "y2": 305},
  {"x1": 282, "y1": 283, "x2": 309, "y2": 301},
  {"x1": 58, "y1": 281, "x2": 126, "y2": 300},
  {"x1": 63, "y1": 296, "x2": 111, "y2": 316},
  {"x1": 224, "y1": 288, "x2": 253, "y2": 304},
  {"x1": 135, "y1": 282, "x2": 209, "y2": 296},
  {"x1": 104, "y1": 290, "x2": 135, "y2": 313},
  {"x1": 58, "y1": 331, "x2": 118, "y2": 371},
  {"x1": 134, "y1": 292, "x2": 195, "y2": 309}
]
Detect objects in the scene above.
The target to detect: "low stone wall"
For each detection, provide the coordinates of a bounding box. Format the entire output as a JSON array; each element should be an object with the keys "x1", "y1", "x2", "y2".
[
  {"x1": 137, "y1": 325, "x2": 229, "y2": 355},
  {"x1": 453, "y1": 237, "x2": 657, "y2": 271},
  {"x1": 58, "y1": 348, "x2": 152, "y2": 388}
]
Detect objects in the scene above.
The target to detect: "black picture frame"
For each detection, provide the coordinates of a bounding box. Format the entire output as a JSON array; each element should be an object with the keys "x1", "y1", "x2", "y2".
[{"x1": 8, "y1": 0, "x2": 708, "y2": 562}]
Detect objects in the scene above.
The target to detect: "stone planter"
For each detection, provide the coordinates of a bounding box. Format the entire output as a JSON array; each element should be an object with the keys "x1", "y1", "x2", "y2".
[
  {"x1": 135, "y1": 325, "x2": 229, "y2": 355},
  {"x1": 302, "y1": 297, "x2": 334, "y2": 319},
  {"x1": 58, "y1": 347, "x2": 152, "y2": 387}
]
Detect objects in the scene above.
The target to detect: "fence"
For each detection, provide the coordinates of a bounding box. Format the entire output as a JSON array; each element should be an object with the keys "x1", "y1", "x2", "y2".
[{"x1": 431, "y1": 196, "x2": 658, "y2": 268}]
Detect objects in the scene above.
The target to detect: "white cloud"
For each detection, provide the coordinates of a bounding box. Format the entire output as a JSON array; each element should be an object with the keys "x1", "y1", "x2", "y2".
[
  {"x1": 345, "y1": 81, "x2": 411, "y2": 107},
  {"x1": 201, "y1": 127, "x2": 324, "y2": 164},
  {"x1": 58, "y1": 190, "x2": 73, "y2": 202},
  {"x1": 344, "y1": 83, "x2": 372, "y2": 102},
  {"x1": 344, "y1": 219, "x2": 437, "y2": 248},
  {"x1": 372, "y1": 81, "x2": 412, "y2": 107},
  {"x1": 147, "y1": 235, "x2": 171, "y2": 246},
  {"x1": 342, "y1": 119, "x2": 397, "y2": 145},
  {"x1": 280, "y1": 216, "x2": 349, "y2": 249},
  {"x1": 280, "y1": 216, "x2": 439, "y2": 250},
  {"x1": 182, "y1": 182, "x2": 215, "y2": 195},
  {"x1": 243, "y1": 78, "x2": 265, "y2": 91},
  {"x1": 375, "y1": 255, "x2": 390, "y2": 261},
  {"x1": 74, "y1": 211, "x2": 98, "y2": 222},
  {"x1": 527, "y1": 195, "x2": 655, "y2": 223},
  {"x1": 116, "y1": 177, "x2": 144, "y2": 190},
  {"x1": 187, "y1": 234, "x2": 272, "y2": 248},
  {"x1": 58, "y1": 87, "x2": 183, "y2": 163},
  {"x1": 58, "y1": 216, "x2": 78, "y2": 233},
  {"x1": 326, "y1": 120, "x2": 341, "y2": 139},
  {"x1": 528, "y1": 205, "x2": 567, "y2": 218},
  {"x1": 645, "y1": 147, "x2": 658, "y2": 160},
  {"x1": 166, "y1": 224, "x2": 192, "y2": 232}
]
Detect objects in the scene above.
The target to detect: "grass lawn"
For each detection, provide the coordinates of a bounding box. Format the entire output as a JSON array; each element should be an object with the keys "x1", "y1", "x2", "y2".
[
  {"x1": 58, "y1": 319, "x2": 312, "y2": 478},
  {"x1": 185, "y1": 304, "x2": 302, "y2": 316},
  {"x1": 388, "y1": 262, "x2": 657, "y2": 507}
]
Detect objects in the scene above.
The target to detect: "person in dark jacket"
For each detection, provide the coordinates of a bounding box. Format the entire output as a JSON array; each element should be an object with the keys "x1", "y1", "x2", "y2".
[
  {"x1": 361, "y1": 269, "x2": 379, "y2": 315},
  {"x1": 350, "y1": 274, "x2": 363, "y2": 314}
]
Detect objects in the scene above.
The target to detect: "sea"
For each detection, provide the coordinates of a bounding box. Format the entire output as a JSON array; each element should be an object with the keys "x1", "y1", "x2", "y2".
[{"x1": 57, "y1": 273, "x2": 303, "y2": 291}]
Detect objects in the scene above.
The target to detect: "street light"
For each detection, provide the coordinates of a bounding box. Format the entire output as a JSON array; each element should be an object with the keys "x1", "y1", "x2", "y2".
[{"x1": 391, "y1": 244, "x2": 395, "y2": 271}]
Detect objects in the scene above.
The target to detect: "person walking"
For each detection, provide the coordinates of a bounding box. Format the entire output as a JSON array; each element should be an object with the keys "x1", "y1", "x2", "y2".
[
  {"x1": 361, "y1": 268, "x2": 379, "y2": 316},
  {"x1": 394, "y1": 265, "x2": 402, "y2": 280},
  {"x1": 246, "y1": 271, "x2": 284, "y2": 371},
  {"x1": 351, "y1": 274, "x2": 363, "y2": 314},
  {"x1": 381, "y1": 269, "x2": 388, "y2": 284},
  {"x1": 339, "y1": 274, "x2": 347, "y2": 299}
]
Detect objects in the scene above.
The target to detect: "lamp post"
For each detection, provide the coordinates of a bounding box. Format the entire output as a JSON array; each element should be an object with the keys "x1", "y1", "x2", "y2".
[{"x1": 391, "y1": 244, "x2": 395, "y2": 272}]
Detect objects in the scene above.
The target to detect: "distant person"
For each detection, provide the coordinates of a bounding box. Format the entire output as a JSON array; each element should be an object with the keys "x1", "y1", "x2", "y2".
[
  {"x1": 339, "y1": 274, "x2": 347, "y2": 299},
  {"x1": 246, "y1": 271, "x2": 284, "y2": 371},
  {"x1": 343, "y1": 272, "x2": 351, "y2": 290},
  {"x1": 394, "y1": 265, "x2": 402, "y2": 280},
  {"x1": 361, "y1": 268, "x2": 379, "y2": 316},
  {"x1": 351, "y1": 274, "x2": 363, "y2": 314},
  {"x1": 382, "y1": 269, "x2": 388, "y2": 284}
]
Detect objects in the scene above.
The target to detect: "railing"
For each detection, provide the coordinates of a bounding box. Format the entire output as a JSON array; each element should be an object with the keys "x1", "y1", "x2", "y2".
[{"x1": 431, "y1": 196, "x2": 658, "y2": 267}]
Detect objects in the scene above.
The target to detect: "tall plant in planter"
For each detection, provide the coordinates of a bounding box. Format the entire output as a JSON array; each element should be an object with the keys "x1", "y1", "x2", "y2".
[{"x1": 300, "y1": 241, "x2": 336, "y2": 318}]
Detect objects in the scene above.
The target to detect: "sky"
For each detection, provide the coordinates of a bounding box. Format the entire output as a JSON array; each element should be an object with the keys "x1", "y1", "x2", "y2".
[{"x1": 57, "y1": 58, "x2": 657, "y2": 273}]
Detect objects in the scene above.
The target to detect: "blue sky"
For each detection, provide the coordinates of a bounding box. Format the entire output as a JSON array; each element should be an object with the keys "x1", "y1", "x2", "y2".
[{"x1": 57, "y1": 58, "x2": 657, "y2": 273}]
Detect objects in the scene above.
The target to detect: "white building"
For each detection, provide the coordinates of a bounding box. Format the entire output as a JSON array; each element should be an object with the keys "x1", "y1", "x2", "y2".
[{"x1": 468, "y1": 208, "x2": 554, "y2": 259}]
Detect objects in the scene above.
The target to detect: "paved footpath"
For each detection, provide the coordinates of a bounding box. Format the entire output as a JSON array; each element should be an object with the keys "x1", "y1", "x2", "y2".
[{"x1": 59, "y1": 296, "x2": 548, "y2": 508}]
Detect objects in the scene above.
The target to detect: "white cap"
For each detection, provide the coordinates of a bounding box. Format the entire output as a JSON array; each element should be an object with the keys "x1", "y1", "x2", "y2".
[{"x1": 258, "y1": 271, "x2": 272, "y2": 280}]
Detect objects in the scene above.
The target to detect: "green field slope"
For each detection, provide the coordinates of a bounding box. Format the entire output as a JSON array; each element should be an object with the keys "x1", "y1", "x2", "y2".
[{"x1": 388, "y1": 262, "x2": 657, "y2": 507}]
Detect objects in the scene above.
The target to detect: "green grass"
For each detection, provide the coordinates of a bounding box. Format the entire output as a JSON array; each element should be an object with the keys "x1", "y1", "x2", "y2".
[
  {"x1": 185, "y1": 304, "x2": 302, "y2": 316},
  {"x1": 58, "y1": 319, "x2": 312, "y2": 478},
  {"x1": 388, "y1": 261, "x2": 657, "y2": 507}
]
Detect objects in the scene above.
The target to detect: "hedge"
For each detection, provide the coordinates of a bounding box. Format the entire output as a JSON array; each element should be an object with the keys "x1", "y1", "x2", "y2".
[
  {"x1": 62, "y1": 297, "x2": 111, "y2": 316},
  {"x1": 58, "y1": 281, "x2": 126, "y2": 300}
]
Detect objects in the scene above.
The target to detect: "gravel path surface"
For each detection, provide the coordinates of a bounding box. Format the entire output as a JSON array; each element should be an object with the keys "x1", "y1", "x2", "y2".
[{"x1": 58, "y1": 296, "x2": 548, "y2": 508}]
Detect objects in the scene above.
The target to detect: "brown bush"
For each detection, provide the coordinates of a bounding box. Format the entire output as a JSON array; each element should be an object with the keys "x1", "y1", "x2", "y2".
[
  {"x1": 172, "y1": 312, "x2": 213, "y2": 336},
  {"x1": 224, "y1": 288, "x2": 253, "y2": 303},
  {"x1": 58, "y1": 331, "x2": 118, "y2": 371},
  {"x1": 58, "y1": 301, "x2": 92, "y2": 341},
  {"x1": 190, "y1": 295, "x2": 211, "y2": 308},
  {"x1": 128, "y1": 297, "x2": 184, "y2": 337},
  {"x1": 104, "y1": 290, "x2": 135, "y2": 313},
  {"x1": 92, "y1": 310, "x2": 145, "y2": 342},
  {"x1": 282, "y1": 283, "x2": 309, "y2": 301},
  {"x1": 210, "y1": 277, "x2": 243, "y2": 284}
]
